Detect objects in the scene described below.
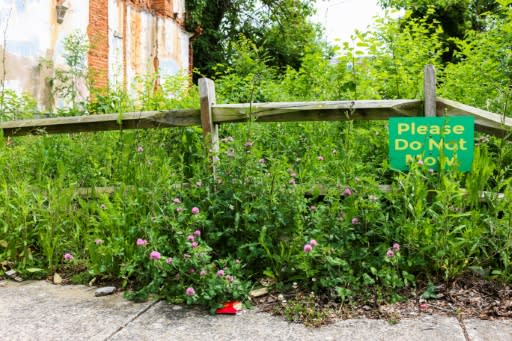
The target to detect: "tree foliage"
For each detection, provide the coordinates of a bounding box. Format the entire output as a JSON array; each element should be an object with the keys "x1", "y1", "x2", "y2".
[
  {"x1": 378, "y1": 0, "x2": 501, "y2": 62},
  {"x1": 185, "y1": 0, "x2": 322, "y2": 79}
]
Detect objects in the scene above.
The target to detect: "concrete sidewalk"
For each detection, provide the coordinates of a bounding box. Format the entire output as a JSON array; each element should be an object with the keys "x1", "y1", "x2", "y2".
[{"x1": 1, "y1": 280, "x2": 510, "y2": 341}]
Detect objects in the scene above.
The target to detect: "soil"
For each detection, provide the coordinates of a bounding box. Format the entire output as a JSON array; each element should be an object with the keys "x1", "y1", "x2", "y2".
[{"x1": 253, "y1": 275, "x2": 512, "y2": 326}]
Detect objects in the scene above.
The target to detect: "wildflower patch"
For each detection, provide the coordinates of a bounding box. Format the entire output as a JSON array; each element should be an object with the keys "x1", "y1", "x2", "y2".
[{"x1": 389, "y1": 116, "x2": 474, "y2": 171}]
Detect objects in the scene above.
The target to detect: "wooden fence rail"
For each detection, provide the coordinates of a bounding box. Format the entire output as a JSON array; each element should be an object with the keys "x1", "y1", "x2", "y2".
[{"x1": 1, "y1": 66, "x2": 511, "y2": 139}]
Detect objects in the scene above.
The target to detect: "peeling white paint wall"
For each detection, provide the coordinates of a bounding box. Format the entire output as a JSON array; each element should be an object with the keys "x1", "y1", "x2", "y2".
[
  {"x1": 0, "y1": 0, "x2": 89, "y2": 109},
  {"x1": 1, "y1": 0, "x2": 191, "y2": 111}
]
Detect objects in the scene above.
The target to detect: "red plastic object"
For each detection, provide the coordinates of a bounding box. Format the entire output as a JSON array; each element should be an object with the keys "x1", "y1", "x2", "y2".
[{"x1": 215, "y1": 301, "x2": 242, "y2": 315}]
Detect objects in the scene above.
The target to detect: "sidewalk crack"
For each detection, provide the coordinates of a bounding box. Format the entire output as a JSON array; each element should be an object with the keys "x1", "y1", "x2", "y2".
[
  {"x1": 456, "y1": 315, "x2": 471, "y2": 341},
  {"x1": 104, "y1": 300, "x2": 159, "y2": 340}
]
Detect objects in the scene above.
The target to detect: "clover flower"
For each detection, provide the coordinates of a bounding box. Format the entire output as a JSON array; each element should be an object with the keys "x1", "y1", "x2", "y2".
[
  {"x1": 149, "y1": 251, "x2": 161, "y2": 260},
  {"x1": 186, "y1": 287, "x2": 196, "y2": 296},
  {"x1": 63, "y1": 253, "x2": 73, "y2": 261},
  {"x1": 136, "y1": 238, "x2": 148, "y2": 247},
  {"x1": 191, "y1": 207, "x2": 200, "y2": 215}
]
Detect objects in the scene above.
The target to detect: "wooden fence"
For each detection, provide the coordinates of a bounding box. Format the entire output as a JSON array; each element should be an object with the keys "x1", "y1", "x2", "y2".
[{"x1": 1, "y1": 66, "x2": 511, "y2": 144}]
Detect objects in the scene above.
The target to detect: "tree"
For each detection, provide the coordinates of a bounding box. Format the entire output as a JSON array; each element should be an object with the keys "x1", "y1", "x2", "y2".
[
  {"x1": 378, "y1": 0, "x2": 501, "y2": 62},
  {"x1": 185, "y1": 0, "x2": 322, "y2": 79}
]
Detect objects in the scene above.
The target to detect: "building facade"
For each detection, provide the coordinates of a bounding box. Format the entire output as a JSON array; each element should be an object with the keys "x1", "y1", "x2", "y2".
[{"x1": 0, "y1": 0, "x2": 191, "y2": 110}]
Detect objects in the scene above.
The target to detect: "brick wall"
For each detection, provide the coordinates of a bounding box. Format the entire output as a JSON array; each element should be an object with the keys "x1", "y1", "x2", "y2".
[
  {"x1": 88, "y1": 0, "x2": 109, "y2": 90},
  {"x1": 151, "y1": 0, "x2": 173, "y2": 17}
]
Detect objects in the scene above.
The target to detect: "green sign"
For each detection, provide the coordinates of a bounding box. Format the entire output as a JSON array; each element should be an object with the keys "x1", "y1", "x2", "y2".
[{"x1": 389, "y1": 116, "x2": 474, "y2": 171}]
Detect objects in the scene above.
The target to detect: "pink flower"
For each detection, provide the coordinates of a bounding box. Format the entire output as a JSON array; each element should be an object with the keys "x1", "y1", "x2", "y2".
[
  {"x1": 428, "y1": 168, "x2": 434, "y2": 174},
  {"x1": 166, "y1": 257, "x2": 173, "y2": 264},
  {"x1": 392, "y1": 243, "x2": 400, "y2": 251},
  {"x1": 149, "y1": 251, "x2": 161, "y2": 260},
  {"x1": 187, "y1": 235, "x2": 195, "y2": 242},
  {"x1": 304, "y1": 244, "x2": 313, "y2": 253},
  {"x1": 217, "y1": 269, "x2": 225, "y2": 277},
  {"x1": 191, "y1": 241, "x2": 198, "y2": 248},
  {"x1": 200, "y1": 269, "x2": 207, "y2": 276},
  {"x1": 317, "y1": 156, "x2": 324, "y2": 161},
  {"x1": 258, "y1": 158, "x2": 266, "y2": 164},
  {"x1": 419, "y1": 303, "x2": 429, "y2": 310},
  {"x1": 226, "y1": 275, "x2": 234, "y2": 283},
  {"x1": 194, "y1": 230, "x2": 201, "y2": 237},
  {"x1": 343, "y1": 188, "x2": 352, "y2": 196},
  {"x1": 173, "y1": 197, "x2": 181, "y2": 204},
  {"x1": 137, "y1": 146, "x2": 144, "y2": 153},
  {"x1": 351, "y1": 217, "x2": 360, "y2": 225},
  {"x1": 309, "y1": 239, "x2": 318, "y2": 247},
  {"x1": 189, "y1": 268, "x2": 195, "y2": 274},
  {"x1": 185, "y1": 287, "x2": 196, "y2": 296},
  {"x1": 386, "y1": 249, "x2": 394, "y2": 257},
  {"x1": 95, "y1": 239, "x2": 103, "y2": 245},
  {"x1": 63, "y1": 253, "x2": 73, "y2": 261},
  {"x1": 136, "y1": 238, "x2": 148, "y2": 247},
  {"x1": 417, "y1": 159, "x2": 424, "y2": 166},
  {"x1": 191, "y1": 207, "x2": 200, "y2": 215},
  {"x1": 176, "y1": 207, "x2": 184, "y2": 213}
]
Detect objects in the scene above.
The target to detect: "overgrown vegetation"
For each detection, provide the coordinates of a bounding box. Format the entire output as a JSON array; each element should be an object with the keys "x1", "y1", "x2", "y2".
[{"x1": 1, "y1": 1, "x2": 512, "y2": 313}]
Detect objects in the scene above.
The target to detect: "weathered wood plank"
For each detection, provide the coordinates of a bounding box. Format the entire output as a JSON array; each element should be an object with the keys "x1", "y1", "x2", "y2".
[
  {"x1": 436, "y1": 98, "x2": 512, "y2": 137},
  {"x1": 212, "y1": 99, "x2": 423, "y2": 123},
  {"x1": 424, "y1": 65, "x2": 436, "y2": 117},
  {"x1": 199, "y1": 78, "x2": 219, "y2": 153},
  {"x1": 0, "y1": 109, "x2": 201, "y2": 137}
]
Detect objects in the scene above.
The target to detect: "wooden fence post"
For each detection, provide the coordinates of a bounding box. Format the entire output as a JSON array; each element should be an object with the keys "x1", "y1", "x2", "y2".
[
  {"x1": 199, "y1": 78, "x2": 219, "y2": 166},
  {"x1": 424, "y1": 64, "x2": 436, "y2": 117}
]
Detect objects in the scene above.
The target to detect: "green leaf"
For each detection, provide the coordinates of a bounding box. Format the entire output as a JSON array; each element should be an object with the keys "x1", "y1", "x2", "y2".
[{"x1": 26, "y1": 268, "x2": 44, "y2": 273}]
